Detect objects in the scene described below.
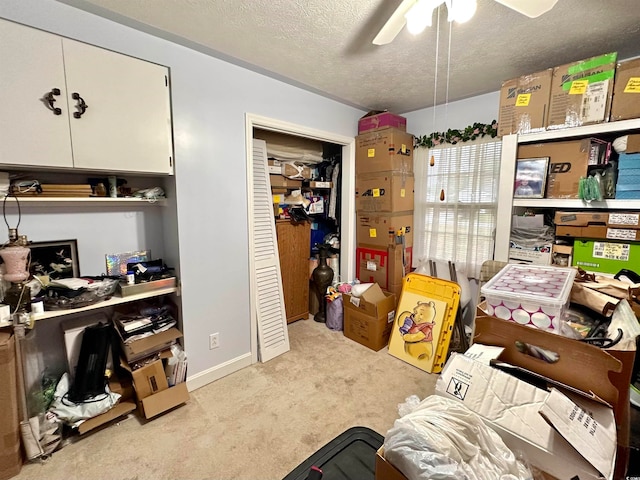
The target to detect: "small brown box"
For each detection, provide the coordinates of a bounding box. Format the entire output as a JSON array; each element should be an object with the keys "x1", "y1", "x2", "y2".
[{"x1": 610, "y1": 58, "x2": 640, "y2": 122}]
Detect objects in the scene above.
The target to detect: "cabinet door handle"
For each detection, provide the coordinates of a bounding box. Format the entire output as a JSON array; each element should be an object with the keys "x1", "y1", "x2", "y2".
[
  {"x1": 43, "y1": 88, "x2": 62, "y2": 115},
  {"x1": 71, "y1": 92, "x2": 88, "y2": 118}
]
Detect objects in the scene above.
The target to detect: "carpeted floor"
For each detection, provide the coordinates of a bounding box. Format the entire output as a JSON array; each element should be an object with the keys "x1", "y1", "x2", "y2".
[{"x1": 15, "y1": 319, "x2": 438, "y2": 480}]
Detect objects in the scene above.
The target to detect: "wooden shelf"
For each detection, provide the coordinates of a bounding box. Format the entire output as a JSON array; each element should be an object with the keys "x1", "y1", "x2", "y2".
[
  {"x1": 513, "y1": 198, "x2": 640, "y2": 209},
  {"x1": 31, "y1": 286, "x2": 179, "y2": 321},
  {"x1": 2, "y1": 197, "x2": 167, "y2": 207},
  {"x1": 516, "y1": 118, "x2": 640, "y2": 143}
]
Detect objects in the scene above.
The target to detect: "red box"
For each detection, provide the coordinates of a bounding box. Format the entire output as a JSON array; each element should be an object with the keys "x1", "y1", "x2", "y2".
[
  {"x1": 358, "y1": 111, "x2": 407, "y2": 134},
  {"x1": 356, "y1": 245, "x2": 412, "y2": 290}
]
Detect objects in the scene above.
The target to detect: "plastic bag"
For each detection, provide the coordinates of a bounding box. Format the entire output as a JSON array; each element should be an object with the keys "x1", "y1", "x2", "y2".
[
  {"x1": 325, "y1": 295, "x2": 343, "y2": 331},
  {"x1": 384, "y1": 395, "x2": 532, "y2": 480}
]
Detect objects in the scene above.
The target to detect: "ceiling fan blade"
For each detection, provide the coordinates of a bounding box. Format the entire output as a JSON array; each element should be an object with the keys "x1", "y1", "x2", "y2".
[
  {"x1": 494, "y1": 0, "x2": 558, "y2": 18},
  {"x1": 373, "y1": 0, "x2": 417, "y2": 45}
]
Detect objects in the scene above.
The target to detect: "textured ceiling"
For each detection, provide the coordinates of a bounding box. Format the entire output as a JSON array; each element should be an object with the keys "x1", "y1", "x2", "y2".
[{"x1": 57, "y1": 0, "x2": 640, "y2": 114}]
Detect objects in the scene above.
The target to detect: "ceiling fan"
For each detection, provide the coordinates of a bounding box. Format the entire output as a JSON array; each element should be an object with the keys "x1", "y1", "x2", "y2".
[{"x1": 373, "y1": 0, "x2": 558, "y2": 45}]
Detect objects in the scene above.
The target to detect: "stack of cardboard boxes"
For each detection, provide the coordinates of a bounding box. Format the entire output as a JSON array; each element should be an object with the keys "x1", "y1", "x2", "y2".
[{"x1": 354, "y1": 112, "x2": 414, "y2": 300}]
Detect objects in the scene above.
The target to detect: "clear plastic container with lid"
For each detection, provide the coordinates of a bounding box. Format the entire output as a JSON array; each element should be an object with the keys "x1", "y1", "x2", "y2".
[{"x1": 480, "y1": 264, "x2": 577, "y2": 332}]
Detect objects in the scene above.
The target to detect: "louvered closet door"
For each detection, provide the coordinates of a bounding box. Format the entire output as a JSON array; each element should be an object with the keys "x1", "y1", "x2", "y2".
[{"x1": 251, "y1": 139, "x2": 290, "y2": 362}]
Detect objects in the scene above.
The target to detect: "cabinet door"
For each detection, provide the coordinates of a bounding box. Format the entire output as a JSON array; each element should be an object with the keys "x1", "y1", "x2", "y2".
[
  {"x1": 276, "y1": 221, "x2": 310, "y2": 323},
  {"x1": 63, "y1": 39, "x2": 173, "y2": 174},
  {"x1": 0, "y1": 19, "x2": 73, "y2": 168}
]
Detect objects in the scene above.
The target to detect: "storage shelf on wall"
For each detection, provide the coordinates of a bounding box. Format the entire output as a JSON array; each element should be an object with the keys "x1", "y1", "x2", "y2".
[
  {"x1": 30, "y1": 286, "x2": 179, "y2": 322},
  {"x1": 494, "y1": 118, "x2": 640, "y2": 262},
  {"x1": 3, "y1": 197, "x2": 167, "y2": 207}
]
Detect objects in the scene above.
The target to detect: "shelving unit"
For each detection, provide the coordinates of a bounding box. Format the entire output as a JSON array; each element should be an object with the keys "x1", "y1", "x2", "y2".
[
  {"x1": 0, "y1": 286, "x2": 179, "y2": 327},
  {"x1": 495, "y1": 119, "x2": 640, "y2": 262},
  {"x1": 4, "y1": 197, "x2": 168, "y2": 207}
]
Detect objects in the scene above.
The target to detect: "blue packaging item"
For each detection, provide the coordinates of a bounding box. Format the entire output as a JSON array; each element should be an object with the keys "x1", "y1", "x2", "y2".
[
  {"x1": 618, "y1": 152, "x2": 640, "y2": 169},
  {"x1": 615, "y1": 171, "x2": 640, "y2": 186},
  {"x1": 615, "y1": 190, "x2": 640, "y2": 199},
  {"x1": 616, "y1": 184, "x2": 640, "y2": 192}
]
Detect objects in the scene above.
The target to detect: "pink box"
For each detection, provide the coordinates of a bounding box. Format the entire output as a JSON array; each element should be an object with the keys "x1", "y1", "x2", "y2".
[{"x1": 358, "y1": 112, "x2": 407, "y2": 134}]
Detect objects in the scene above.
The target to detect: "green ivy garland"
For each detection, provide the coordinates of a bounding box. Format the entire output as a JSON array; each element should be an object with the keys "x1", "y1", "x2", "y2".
[{"x1": 414, "y1": 120, "x2": 499, "y2": 149}]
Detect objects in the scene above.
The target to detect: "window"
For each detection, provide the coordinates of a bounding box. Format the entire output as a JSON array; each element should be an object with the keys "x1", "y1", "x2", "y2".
[{"x1": 413, "y1": 138, "x2": 502, "y2": 279}]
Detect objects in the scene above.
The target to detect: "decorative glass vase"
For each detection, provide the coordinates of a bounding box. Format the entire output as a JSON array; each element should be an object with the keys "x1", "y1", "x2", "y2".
[{"x1": 312, "y1": 244, "x2": 334, "y2": 323}]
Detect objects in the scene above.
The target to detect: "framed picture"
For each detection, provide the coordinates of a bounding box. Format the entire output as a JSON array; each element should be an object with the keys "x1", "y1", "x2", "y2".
[
  {"x1": 29, "y1": 239, "x2": 80, "y2": 280},
  {"x1": 514, "y1": 157, "x2": 549, "y2": 199}
]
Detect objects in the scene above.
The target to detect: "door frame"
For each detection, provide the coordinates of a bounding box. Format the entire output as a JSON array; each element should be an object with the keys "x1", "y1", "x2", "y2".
[{"x1": 245, "y1": 113, "x2": 356, "y2": 363}]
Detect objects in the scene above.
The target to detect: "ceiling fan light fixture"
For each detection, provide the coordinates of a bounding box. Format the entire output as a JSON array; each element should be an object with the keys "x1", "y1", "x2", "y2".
[
  {"x1": 448, "y1": 0, "x2": 477, "y2": 23},
  {"x1": 405, "y1": 0, "x2": 435, "y2": 35}
]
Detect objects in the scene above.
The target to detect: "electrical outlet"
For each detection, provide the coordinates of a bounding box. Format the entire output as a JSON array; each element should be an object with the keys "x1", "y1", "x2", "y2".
[{"x1": 209, "y1": 332, "x2": 220, "y2": 350}]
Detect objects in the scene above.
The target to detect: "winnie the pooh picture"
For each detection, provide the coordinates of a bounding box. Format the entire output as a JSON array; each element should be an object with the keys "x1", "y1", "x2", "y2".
[{"x1": 397, "y1": 301, "x2": 437, "y2": 361}]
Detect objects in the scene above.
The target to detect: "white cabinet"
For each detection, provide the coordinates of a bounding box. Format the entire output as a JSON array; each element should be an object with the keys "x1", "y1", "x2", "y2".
[
  {"x1": 0, "y1": 19, "x2": 173, "y2": 174},
  {"x1": 495, "y1": 118, "x2": 640, "y2": 262}
]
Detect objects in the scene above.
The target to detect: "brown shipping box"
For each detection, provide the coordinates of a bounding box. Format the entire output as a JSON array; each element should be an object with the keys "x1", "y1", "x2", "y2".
[
  {"x1": 498, "y1": 69, "x2": 553, "y2": 137},
  {"x1": 518, "y1": 138, "x2": 610, "y2": 198},
  {"x1": 356, "y1": 129, "x2": 414, "y2": 174},
  {"x1": 547, "y1": 52, "x2": 617, "y2": 129},
  {"x1": 343, "y1": 284, "x2": 396, "y2": 351},
  {"x1": 0, "y1": 332, "x2": 21, "y2": 480},
  {"x1": 355, "y1": 172, "x2": 414, "y2": 212},
  {"x1": 356, "y1": 212, "x2": 413, "y2": 248},
  {"x1": 473, "y1": 309, "x2": 634, "y2": 480},
  {"x1": 610, "y1": 57, "x2": 640, "y2": 121},
  {"x1": 555, "y1": 210, "x2": 640, "y2": 241}
]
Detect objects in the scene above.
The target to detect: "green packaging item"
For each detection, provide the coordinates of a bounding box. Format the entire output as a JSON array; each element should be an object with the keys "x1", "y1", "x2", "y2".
[{"x1": 572, "y1": 238, "x2": 640, "y2": 274}]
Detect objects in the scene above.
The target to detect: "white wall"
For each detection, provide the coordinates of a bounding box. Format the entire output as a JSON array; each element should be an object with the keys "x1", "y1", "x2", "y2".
[
  {"x1": 0, "y1": 0, "x2": 365, "y2": 382},
  {"x1": 404, "y1": 91, "x2": 500, "y2": 137}
]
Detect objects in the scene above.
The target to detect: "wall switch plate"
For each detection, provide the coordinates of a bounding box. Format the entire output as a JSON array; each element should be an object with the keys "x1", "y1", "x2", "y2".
[{"x1": 209, "y1": 332, "x2": 220, "y2": 350}]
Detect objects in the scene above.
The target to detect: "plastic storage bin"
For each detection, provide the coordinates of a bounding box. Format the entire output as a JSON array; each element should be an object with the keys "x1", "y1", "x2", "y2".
[{"x1": 481, "y1": 264, "x2": 576, "y2": 332}]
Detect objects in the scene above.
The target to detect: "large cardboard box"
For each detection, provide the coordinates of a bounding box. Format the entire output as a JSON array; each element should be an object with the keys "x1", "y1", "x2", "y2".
[
  {"x1": 471, "y1": 310, "x2": 634, "y2": 480},
  {"x1": 343, "y1": 284, "x2": 396, "y2": 351},
  {"x1": 610, "y1": 57, "x2": 640, "y2": 122},
  {"x1": 356, "y1": 129, "x2": 414, "y2": 175},
  {"x1": 356, "y1": 244, "x2": 412, "y2": 290},
  {"x1": 358, "y1": 111, "x2": 407, "y2": 134},
  {"x1": 0, "y1": 332, "x2": 21, "y2": 480},
  {"x1": 518, "y1": 138, "x2": 610, "y2": 198},
  {"x1": 355, "y1": 172, "x2": 414, "y2": 212},
  {"x1": 572, "y1": 238, "x2": 640, "y2": 274},
  {"x1": 356, "y1": 212, "x2": 413, "y2": 248},
  {"x1": 554, "y1": 210, "x2": 640, "y2": 229},
  {"x1": 498, "y1": 69, "x2": 553, "y2": 137},
  {"x1": 547, "y1": 52, "x2": 617, "y2": 129}
]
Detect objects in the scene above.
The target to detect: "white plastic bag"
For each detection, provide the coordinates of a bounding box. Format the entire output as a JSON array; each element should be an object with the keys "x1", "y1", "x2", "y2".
[{"x1": 384, "y1": 395, "x2": 532, "y2": 480}]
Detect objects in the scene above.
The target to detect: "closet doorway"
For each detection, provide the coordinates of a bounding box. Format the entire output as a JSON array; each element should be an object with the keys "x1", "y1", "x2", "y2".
[{"x1": 245, "y1": 114, "x2": 355, "y2": 364}]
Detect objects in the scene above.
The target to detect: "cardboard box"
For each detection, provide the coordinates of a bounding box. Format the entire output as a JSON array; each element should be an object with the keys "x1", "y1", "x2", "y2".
[
  {"x1": 556, "y1": 225, "x2": 640, "y2": 241},
  {"x1": 572, "y1": 238, "x2": 640, "y2": 274},
  {"x1": 120, "y1": 356, "x2": 190, "y2": 419},
  {"x1": 309, "y1": 181, "x2": 332, "y2": 189},
  {"x1": 116, "y1": 326, "x2": 182, "y2": 363},
  {"x1": 624, "y1": 135, "x2": 640, "y2": 154},
  {"x1": 554, "y1": 210, "x2": 640, "y2": 229},
  {"x1": 436, "y1": 353, "x2": 617, "y2": 480},
  {"x1": 547, "y1": 52, "x2": 617, "y2": 129},
  {"x1": 471, "y1": 310, "x2": 634, "y2": 479},
  {"x1": 508, "y1": 242, "x2": 552, "y2": 265},
  {"x1": 77, "y1": 400, "x2": 137, "y2": 435},
  {"x1": 518, "y1": 138, "x2": 611, "y2": 198},
  {"x1": 358, "y1": 111, "x2": 407, "y2": 134},
  {"x1": 356, "y1": 129, "x2": 414, "y2": 175},
  {"x1": 356, "y1": 244, "x2": 412, "y2": 290},
  {"x1": 375, "y1": 447, "x2": 406, "y2": 480},
  {"x1": 269, "y1": 174, "x2": 303, "y2": 189},
  {"x1": 551, "y1": 244, "x2": 573, "y2": 267},
  {"x1": 355, "y1": 172, "x2": 414, "y2": 212},
  {"x1": 0, "y1": 332, "x2": 21, "y2": 480},
  {"x1": 356, "y1": 212, "x2": 413, "y2": 248},
  {"x1": 498, "y1": 69, "x2": 553, "y2": 136},
  {"x1": 610, "y1": 57, "x2": 640, "y2": 122},
  {"x1": 342, "y1": 284, "x2": 396, "y2": 351}
]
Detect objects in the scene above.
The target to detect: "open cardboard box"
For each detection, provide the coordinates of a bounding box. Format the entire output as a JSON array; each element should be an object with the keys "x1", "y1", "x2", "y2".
[
  {"x1": 469, "y1": 306, "x2": 633, "y2": 479},
  {"x1": 375, "y1": 307, "x2": 635, "y2": 480},
  {"x1": 120, "y1": 354, "x2": 189, "y2": 420},
  {"x1": 342, "y1": 283, "x2": 396, "y2": 351},
  {"x1": 115, "y1": 324, "x2": 183, "y2": 364}
]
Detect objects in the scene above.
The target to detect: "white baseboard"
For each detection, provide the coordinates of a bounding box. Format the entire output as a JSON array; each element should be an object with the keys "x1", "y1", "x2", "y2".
[{"x1": 185, "y1": 352, "x2": 252, "y2": 392}]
